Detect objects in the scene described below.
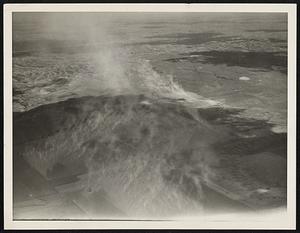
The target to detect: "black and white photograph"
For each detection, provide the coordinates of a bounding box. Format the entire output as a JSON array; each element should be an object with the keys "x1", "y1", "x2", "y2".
[{"x1": 3, "y1": 4, "x2": 296, "y2": 230}]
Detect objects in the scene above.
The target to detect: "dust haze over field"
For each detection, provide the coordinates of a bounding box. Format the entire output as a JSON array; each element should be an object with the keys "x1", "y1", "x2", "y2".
[{"x1": 13, "y1": 12, "x2": 287, "y2": 219}]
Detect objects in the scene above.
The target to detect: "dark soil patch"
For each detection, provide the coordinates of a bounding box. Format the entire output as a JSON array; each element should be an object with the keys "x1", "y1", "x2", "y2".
[
  {"x1": 166, "y1": 51, "x2": 287, "y2": 74},
  {"x1": 132, "y1": 32, "x2": 234, "y2": 46}
]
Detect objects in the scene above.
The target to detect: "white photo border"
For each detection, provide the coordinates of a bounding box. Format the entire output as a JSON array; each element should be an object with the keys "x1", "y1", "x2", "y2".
[{"x1": 3, "y1": 3, "x2": 297, "y2": 230}]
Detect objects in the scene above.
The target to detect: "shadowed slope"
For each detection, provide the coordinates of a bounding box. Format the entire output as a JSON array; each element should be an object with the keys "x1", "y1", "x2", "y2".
[{"x1": 13, "y1": 94, "x2": 287, "y2": 218}]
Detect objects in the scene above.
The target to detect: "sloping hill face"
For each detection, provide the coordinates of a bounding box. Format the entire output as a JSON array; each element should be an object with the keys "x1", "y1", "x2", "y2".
[{"x1": 13, "y1": 94, "x2": 287, "y2": 218}]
